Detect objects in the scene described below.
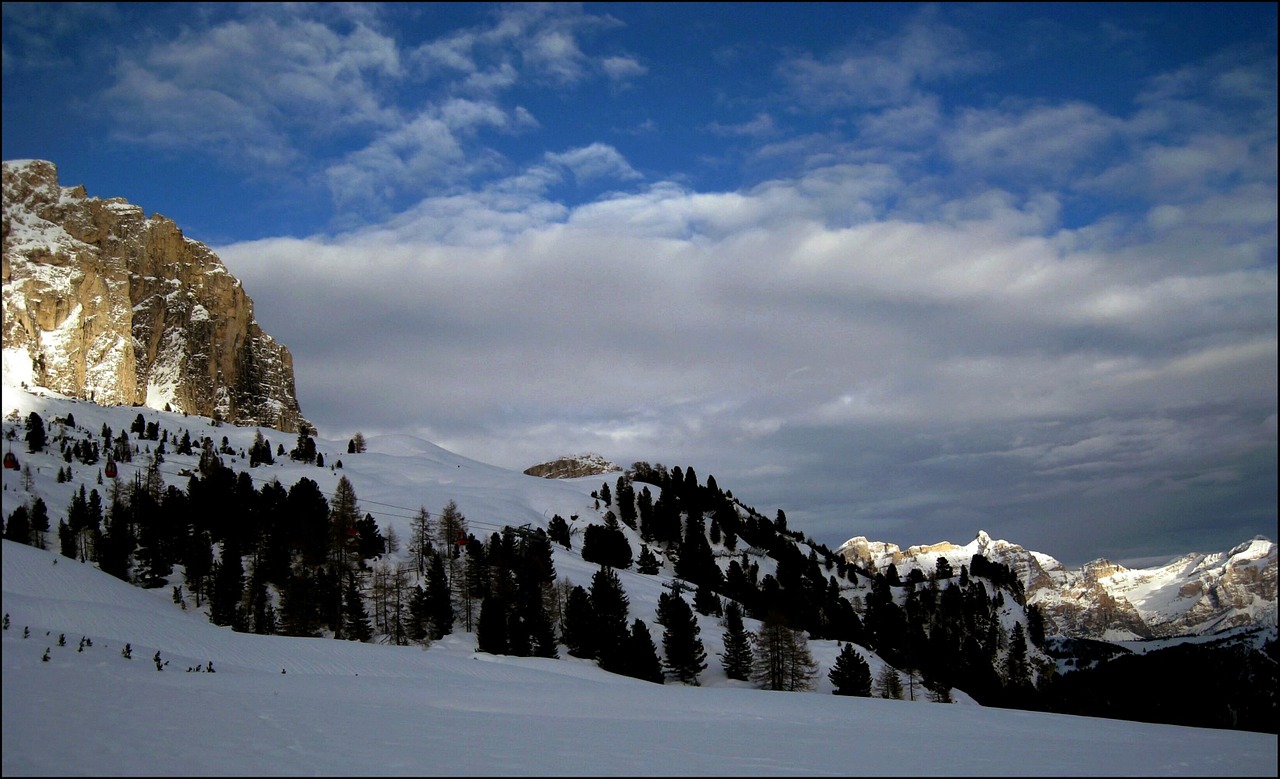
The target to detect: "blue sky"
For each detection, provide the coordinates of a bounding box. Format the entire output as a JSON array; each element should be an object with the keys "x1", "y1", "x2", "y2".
[{"x1": 3, "y1": 2, "x2": 1276, "y2": 565}]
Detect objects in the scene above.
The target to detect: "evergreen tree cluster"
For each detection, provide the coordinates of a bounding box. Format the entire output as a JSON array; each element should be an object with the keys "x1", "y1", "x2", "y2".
[{"x1": 16, "y1": 411, "x2": 1263, "y2": 732}]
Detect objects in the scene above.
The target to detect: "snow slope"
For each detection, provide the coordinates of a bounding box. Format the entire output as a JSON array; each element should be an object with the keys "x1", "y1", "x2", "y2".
[{"x1": 5, "y1": 539, "x2": 1277, "y2": 777}]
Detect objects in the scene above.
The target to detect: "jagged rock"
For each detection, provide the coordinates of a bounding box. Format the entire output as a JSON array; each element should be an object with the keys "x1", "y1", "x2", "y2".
[
  {"x1": 524, "y1": 453, "x2": 622, "y2": 479},
  {"x1": 836, "y1": 529, "x2": 1277, "y2": 640},
  {"x1": 2, "y1": 159, "x2": 307, "y2": 432}
]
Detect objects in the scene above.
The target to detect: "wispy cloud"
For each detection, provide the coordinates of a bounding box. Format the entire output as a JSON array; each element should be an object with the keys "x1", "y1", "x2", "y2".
[{"x1": 777, "y1": 9, "x2": 994, "y2": 110}]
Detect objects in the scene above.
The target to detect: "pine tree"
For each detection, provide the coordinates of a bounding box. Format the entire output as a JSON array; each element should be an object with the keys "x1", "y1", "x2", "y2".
[
  {"x1": 589, "y1": 566, "x2": 631, "y2": 674},
  {"x1": 424, "y1": 552, "x2": 454, "y2": 640},
  {"x1": 28, "y1": 497, "x2": 49, "y2": 550},
  {"x1": 4, "y1": 505, "x2": 31, "y2": 545},
  {"x1": 476, "y1": 594, "x2": 508, "y2": 654},
  {"x1": 828, "y1": 642, "x2": 873, "y2": 696},
  {"x1": 25, "y1": 412, "x2": 46, "y2": 453},
  {"x1": 547, "y1": 514, "x2": 572, "y2": 549},
  {"x1": 1003, "y1": 621, "x2": 1031, "y2": 694},
  {"x1": 693, "y1": 582, "x2": 722, "y2": 617},
  {"x1": 719, "y1": 601, "x2": 754, "y2": 681},
  {"x1": 636, "y1": 544, "x2": 660, "y2": 574},
  {"x1": 625, "y1": 619, "x2": 665, "y2": 684},
  {"x1": 343, "y1": 573, "x2": 373, "y2": 642},
  {"x1": 658, "y1": 592, "x2": 707, "y2": 685},
  {"x1": 209, "y1": 540, "x2": 245, "y2": 630},
  {"x1": 561, "y1": 585, "x2": 597, "y2": 659}
]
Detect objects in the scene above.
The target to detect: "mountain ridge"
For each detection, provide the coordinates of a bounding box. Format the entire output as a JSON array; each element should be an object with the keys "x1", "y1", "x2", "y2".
[{"x1": 837, "y1": 530, "x2": 1277, "y2": 640}]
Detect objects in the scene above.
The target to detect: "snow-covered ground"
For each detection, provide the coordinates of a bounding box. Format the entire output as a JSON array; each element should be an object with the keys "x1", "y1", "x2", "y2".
[
  {"x1": 2, "y1": 384, "x2": 1277, "y2": 775},
  {"x1": 4, "y1": 540, "x2": 1276, "y2": 777}
]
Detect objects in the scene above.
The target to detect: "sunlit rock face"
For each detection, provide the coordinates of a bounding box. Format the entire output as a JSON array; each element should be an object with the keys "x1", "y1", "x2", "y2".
[
  {"x1": 837, "y1": 528, "x2": 1277, "y2": 640},
  {"x1": 3, "y1": 159, "x2": 307, "y2": 433}
]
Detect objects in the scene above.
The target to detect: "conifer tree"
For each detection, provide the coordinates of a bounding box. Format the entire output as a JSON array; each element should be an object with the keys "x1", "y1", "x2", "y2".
[
  {"x1": 4, "y1": 505, "x2": 31, "y2": 545},
  {"x1": 342, "y1": 573, "x2": 373, "y2": 642},
  {"x1": 636, "y1": 544, "x2": 660, "y2": 574},
  {"x1": 561, "y1": 585, "x2": 597, "y2": 659},
  {"x1": 828, "y1": 642, "x2": 873, "y2": 696},
  {"x1": 209, "y1": 539, "x2": 245, "y2": 630},
  {"x1": 875, "y1": 662, "x2": 904, "y2": 699},
  {"x1": 719, "y1": 601, "x2": 754, "y2": 681},
  {"x1": 25, "y1": 412, "x2": 46, "y2": 453},
  {"x1": 589, "y1": 566, "x2": 631, "y2": 674},
  {"x1": 424, "y1": 552, "x2": 455, "y2": 640},
  {"x1": 751, "y1": 616, "x2": 818, "y2": 692},
  {"x1": 547, "y1": 514, "x2": 572, "y2": 549},
  {"x1": 476, "y1": 593, "x2": 508, "y2": 654},
  {"x1": 28, "y1": 497, "x2": 49, "y2": 550},
  {"x1": 1003, "y1": 621, "x2": 1031, "y2": 693},
  {"x1": 658, "y1": 592, "x2": 707, "y2": 685},
  {"x1": 625, "y1": 619, "x2": 665, "y2": 684},
  {"x1": 693, "y1": 582, "x2": 722, "y2": 617}
]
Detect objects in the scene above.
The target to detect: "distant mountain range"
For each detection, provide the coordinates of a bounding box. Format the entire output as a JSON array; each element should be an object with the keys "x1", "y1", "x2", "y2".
[{"x1": 837, "y1": 530, "x2": 1276, "y2": 640}]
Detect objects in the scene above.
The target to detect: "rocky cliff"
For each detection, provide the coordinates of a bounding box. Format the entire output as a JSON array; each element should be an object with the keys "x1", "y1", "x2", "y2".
[
  {"x1": 837, "y1": 530, "x2": 1277, "y2": 640},
  {"x1": 2, "y1": 159, "x2": 307, "y2": 432},
  {"x1": 524, "y1": 453, "x2": 622, "y2": 479}
]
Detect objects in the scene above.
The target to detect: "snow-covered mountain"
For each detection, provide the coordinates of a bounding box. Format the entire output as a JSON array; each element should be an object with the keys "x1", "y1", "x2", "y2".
[
  {"x1": 2, "y1": 160, "x2": 306, "y2": 432},
  {"x1": 837, "y1": 530, "x2": 1277, "y2": 640},
  {"x1": 3, "y1": 382, "x2": 1277, "y2": 775}
]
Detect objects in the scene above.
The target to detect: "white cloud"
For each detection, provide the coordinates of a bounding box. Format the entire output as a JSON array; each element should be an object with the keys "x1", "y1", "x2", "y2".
[
  {"x1": 601, "y1": 55, "x2": 647, "y2": 81},
  {"x1": 777, "y1": 10, "x2": 993, "y2": 110},
  {"x1": 706, "y1": 113, "x2": 777, "y2": 139},
  {"x1": 947, "y1": 101, "x2": 1121, "y2": 180},
  {"x1": 101, "y1": 15, "x2": 402, "y2": 166},
  {"x1": 545, "y1": 143, "x2": 642, "y2": 184}
]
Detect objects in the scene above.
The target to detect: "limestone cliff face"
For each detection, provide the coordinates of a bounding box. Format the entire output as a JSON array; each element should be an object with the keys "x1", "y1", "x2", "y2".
[{"x1": 2, "y1": 159, "x2": 307, "y2": 433}]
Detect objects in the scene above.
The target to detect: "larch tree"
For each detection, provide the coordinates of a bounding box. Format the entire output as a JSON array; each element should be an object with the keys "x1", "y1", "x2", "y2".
[
  {"x1": 875, "y1": 662, "x2": 904, "y2": 699},
  {"x1": 751, "y1": 616, "x2": 818, "y2": 692}
]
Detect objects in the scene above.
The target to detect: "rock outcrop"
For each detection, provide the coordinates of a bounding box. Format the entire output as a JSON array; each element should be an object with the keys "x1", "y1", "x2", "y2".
[
  {"x1": 2, "y1": 159, "x2": 307, "y2": 432},
  {"x1": 524, "y1": 453, "x2": 622, "y2": 479}
]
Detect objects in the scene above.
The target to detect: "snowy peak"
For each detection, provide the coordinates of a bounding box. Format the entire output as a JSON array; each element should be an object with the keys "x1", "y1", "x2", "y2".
[
  {"x1": 837, "y1": 529, "x2": 1277, "y2": 640},
  {"x1": 2, "y1": 159, "x2": 307, "y2": 432}
]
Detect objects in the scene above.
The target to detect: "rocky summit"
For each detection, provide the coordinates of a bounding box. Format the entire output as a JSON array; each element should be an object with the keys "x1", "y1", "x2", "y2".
[
  {"x1": 524, "y1": 453, "x2": 622, "y2": 479},
  {"x1": 2, "y1": 160, "x2": 307, "y2": 432}
]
